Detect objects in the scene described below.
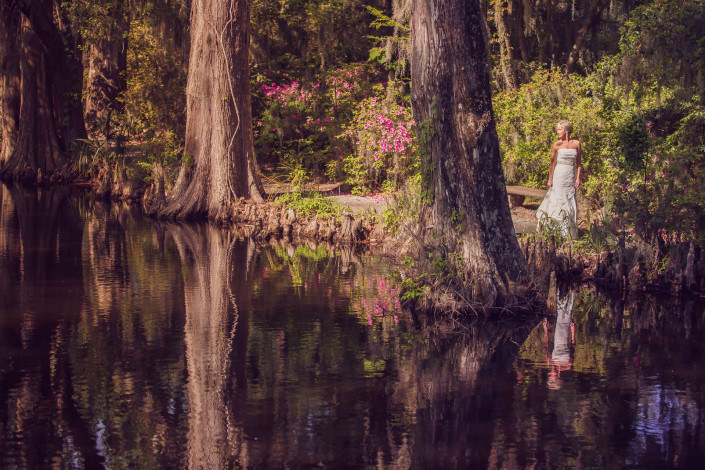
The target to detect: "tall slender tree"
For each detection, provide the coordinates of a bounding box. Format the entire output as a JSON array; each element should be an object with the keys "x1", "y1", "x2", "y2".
[
  {"x1": 158, "y1": 0, "x2": 264, "y2": 219},
  {"x1": 83, "y1": 0, "x2": 129, "y2": 136},
  {"x1": 410, "y1": 0, "x2": 528, "y2": 305}
]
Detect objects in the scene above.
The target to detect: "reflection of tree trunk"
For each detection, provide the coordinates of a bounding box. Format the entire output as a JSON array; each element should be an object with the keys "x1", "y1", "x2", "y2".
[
  {"x1": 0, "y1": 183, "x2": 19, "y2": 315},
  {"x1": 393, "y1": 317, "x2": 539, "y2": 468},
  {"x1": 0, "y1": 184, "x2": 88, "y2": 465},
  {"x1": 9, "y1": 184, "x2": 80, "y2": 284},
  {"x1": 169, "y1": 224, "x2": 254, "y2": 468}
]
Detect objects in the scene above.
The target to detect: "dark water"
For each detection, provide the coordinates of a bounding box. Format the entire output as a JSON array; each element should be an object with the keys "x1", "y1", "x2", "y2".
[{"x1": 1, "y1": 183, "x2": 705, "y2": 469}]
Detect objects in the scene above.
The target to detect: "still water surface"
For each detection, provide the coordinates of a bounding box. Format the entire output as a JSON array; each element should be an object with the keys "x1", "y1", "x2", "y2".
[{"x1": 1, "y1": 183, "x2": 705, "y2": 469}]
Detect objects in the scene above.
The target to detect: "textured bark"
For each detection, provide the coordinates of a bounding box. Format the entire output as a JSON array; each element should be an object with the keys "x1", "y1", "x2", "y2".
[
  {"x1": 0, "y1": 14, "x2": 65, "y2": 182},
  {"x1": 510, "y1": 0, "x2": 529, "y2": 62},
  {"x1": 159, "y1": 0, "x2": 264, "y2": 219},
  {"x1": 84, "y1": 7, "x2": 128, "y2": 136},
  {"x1": 0, "y1": 2, "x2": 21, "y2": 164},
  {"x1": 17, "y1": 0, "x2": 86, "y2": 154},
  {"x1": 410, "y1": 0, "x2": 528, "y2": 305},
  {"x1": 1, "y1": 0, "x2": 87, "y2": 182}
]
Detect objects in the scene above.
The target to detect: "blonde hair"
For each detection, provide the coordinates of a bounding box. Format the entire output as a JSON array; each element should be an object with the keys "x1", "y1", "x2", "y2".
[{"x1": 556, "y1": 120, "x2": 573, "y2": 135}]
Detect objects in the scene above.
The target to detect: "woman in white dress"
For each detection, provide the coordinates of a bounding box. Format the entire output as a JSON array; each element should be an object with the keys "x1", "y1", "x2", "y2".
[{"x1": 536, "y1": 120, "x2": 582, "y2": 238}]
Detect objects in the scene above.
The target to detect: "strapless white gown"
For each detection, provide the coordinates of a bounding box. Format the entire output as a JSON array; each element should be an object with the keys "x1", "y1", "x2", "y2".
[{"x1": 536, "y1": 148, "x2": 578, "y2": 238}]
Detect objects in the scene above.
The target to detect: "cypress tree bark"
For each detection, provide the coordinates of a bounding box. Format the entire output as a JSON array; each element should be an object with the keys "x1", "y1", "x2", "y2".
[
  {"x1": 410, "y1": 0, "x2": 528, "y2": 306},
  {"x1": 0, "y1": 1, "x2": 20, "y2": 164},
  {"x1": 159, "y1": 0, "x2": 264, "y2": 219},
  {"x1": 1, "y1": 0, "x2": 86, "y2": 182},
  {"x1": 1, "y1": 14, "x2": 66, "y2": 182}
]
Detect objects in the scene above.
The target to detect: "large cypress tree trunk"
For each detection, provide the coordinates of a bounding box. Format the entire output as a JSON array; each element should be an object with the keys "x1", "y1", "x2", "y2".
[
  {"x1": 1, "y1": 0, "x2": 87, "y2": 183},
  {"x1": 1, "y1": 14, "x2": 66, "y2": 182},
  {"x1": 410, "y1": 0, "x2": 528, "y2": 306},
  {"x1": 159, "y1": 0, "x2": 264, "y2": 219},
  {"x1": 0, "y1": 2, "x2": 21, "y2": 164},
  {"x1": 84, "y1": 6, "x2": 128, "y2": 137}
]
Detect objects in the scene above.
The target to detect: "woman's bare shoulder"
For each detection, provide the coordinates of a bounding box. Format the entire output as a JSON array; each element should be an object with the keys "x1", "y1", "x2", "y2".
[{"x1": 556, "y1": 139, "x2": 581, "y2": 149}]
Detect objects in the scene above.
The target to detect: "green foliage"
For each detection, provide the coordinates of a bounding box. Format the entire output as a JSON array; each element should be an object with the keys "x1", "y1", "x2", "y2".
[
  {"x1": 275, "y1": 191, "x2": 343, "y2": 218},
  {"x1": 134, "y1": 131, "x2": 184, "y2": 186},
  {"x1": 493, "y1": 67, "x2": 621, "y2": 201},
  {"x1": 60, "y1": 0, "x2": 127, "y2": 45},
  {"x1": 573, "y1": 203, "x2": 617, "y2": 255},
  {"x1": 614, "y1": 97, "x2": 705, "y2": 241},
  {"x1": 617, "y1": 0, "x2": 705, "y2": 90},
  {"x1": 250, "y1": 0, "x2": 374, "y2": 74},
  {"x1": 380, "y1": 172, "x2": 427, "y2": 235},
  {"x1": 400, "y1": 278, "x2": 426, "y2": 301},
  {"x1": 364, "y1": 6, "x2": 411, "y2": 76},
  {"x1": 72, "y1": 138, "x2": 115, "y2": 178},
  {"x1": 615, "y1": 113, "x2": 650, "y2": 176},
  {"x1": 123, "y1": 9, "x2": 188, "y2": 140}
]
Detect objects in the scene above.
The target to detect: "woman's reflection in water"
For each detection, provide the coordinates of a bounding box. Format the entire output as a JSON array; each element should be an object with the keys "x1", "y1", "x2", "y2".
[{"x1": 545, "y1": 289, "x2": 575, "y2": 390}]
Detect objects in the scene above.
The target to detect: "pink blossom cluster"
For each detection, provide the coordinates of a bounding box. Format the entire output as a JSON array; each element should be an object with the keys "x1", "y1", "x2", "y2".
[
  {"x1": 328, "y1": 65, "x2": 364, "y2": 100},
  {"x1": 360, "y1": 103, "x2": 415, "y2": 161},
  {"x1": 260, "y1": 81, "x2": 310, "y2": 104},
  {"x1": 330, "y1": 76, "x2": 357, "y2": 99}
]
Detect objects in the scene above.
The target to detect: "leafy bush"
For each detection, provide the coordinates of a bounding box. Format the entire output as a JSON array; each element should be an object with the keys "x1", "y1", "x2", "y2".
[
  {"x1": 615, "y1": 98, "x2": 705, "y2": 241},
  {"x1": 337, "y1": 82, "x2": 417, "y2": 193},
  {"x1": 252, "y1": 63, "x2": 378, "y2": 177}
]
